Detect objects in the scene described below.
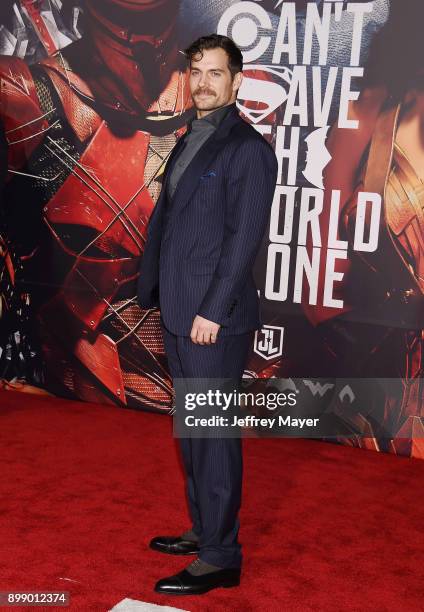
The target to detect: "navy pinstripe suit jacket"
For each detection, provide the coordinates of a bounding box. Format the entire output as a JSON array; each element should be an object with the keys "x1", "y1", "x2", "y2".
[{"x1": 137, "y1": 104, "x2": 278, "y2": 337}]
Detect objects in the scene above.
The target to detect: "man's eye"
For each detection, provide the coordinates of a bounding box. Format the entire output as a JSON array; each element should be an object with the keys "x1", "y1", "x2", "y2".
[{"x1": 212, "y1": 72, "x2": 221, "y2": 77}]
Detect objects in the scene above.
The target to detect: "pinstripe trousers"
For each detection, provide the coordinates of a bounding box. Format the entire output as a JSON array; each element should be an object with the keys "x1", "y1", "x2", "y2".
[{"x1": 160, "y1": 316, "x2": 254, "y2": 569}]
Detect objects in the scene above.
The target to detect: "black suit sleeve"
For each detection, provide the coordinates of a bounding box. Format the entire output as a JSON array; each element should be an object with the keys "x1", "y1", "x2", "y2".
[{"x1": 197, "y1": 137, "x2": 278, "y2": 326}]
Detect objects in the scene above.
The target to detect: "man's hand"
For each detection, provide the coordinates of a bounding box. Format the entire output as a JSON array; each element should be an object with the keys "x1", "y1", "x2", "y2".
[{"x1": 190, "y1": 315, "x2": 221, "y2": 345}]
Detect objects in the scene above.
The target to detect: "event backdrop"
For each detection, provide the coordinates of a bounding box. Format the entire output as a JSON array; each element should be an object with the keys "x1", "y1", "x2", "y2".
[{"x1": 0, "y1": 0, "x2": 423, "y2": 458}]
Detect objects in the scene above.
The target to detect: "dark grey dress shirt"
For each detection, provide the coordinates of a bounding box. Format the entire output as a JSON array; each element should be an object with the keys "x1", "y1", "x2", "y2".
[{"x1": 166, "y1": 102, "x2": 237, "y2": 201}]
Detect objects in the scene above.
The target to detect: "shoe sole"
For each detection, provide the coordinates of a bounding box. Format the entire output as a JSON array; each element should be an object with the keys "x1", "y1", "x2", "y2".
[{"x1": 154, "y1": 580, "x2": 240, "y2": 595}]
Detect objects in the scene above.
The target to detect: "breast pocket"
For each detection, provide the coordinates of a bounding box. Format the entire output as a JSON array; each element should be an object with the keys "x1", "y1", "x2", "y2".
[
  {"x1": 197, "y1": 171, "x2": 220, "y2": 192},
  {"x1": 193, "y1": 175, "x2": 223, "y2": 218}
]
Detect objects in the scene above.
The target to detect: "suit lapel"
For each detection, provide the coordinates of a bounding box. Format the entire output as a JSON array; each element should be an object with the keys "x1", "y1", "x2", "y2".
[
  {"x1": 165, "y1": 105, "x2": 242, "y2": 233},
  {"x1": 145, "y1": 131, "x2": 188, "y2": 232},
  {"x1": 161, "y1": 130, "x2": 188, "y2": 196}
]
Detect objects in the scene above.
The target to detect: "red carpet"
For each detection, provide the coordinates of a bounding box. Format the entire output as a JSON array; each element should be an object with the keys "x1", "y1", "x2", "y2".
[{"x1": 0, "y1": 390, "x2": 423, "y2": 611}]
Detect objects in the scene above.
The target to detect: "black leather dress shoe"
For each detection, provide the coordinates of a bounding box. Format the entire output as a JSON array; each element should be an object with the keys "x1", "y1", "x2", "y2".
[
  {"x1": 154, "y1": 567, "x2": 241, "y2": 595},
  {"x1": 149, "y1": 535, "x2": 199, "y2": 555}
]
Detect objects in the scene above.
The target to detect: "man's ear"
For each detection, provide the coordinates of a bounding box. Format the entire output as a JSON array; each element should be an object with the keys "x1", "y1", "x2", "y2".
[{"x1": 233, "y1": 71, "x2": 243, "y2": 93}]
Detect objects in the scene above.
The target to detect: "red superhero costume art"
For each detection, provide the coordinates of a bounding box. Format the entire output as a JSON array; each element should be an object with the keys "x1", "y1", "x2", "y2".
[
  {"x1": 0, "y1": 0, "x2": 279, "y2": 409},
  {"x1": 0, "y1": 0, "x2": 193, "y2": 408}
]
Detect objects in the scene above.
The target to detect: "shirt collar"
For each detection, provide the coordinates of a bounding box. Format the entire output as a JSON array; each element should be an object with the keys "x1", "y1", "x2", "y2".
[{"x1": 187, "y1": 102, "x2": 237, "y2": 133}]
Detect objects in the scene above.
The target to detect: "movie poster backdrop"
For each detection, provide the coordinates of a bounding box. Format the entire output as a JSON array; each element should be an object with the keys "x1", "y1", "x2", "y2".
[{"x1": 1, "y1": 0, "x2": 423, "y2": 458}]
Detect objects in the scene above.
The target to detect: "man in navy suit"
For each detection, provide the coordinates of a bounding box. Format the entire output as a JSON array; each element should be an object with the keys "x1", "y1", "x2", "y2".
[{"x1": 137, "y1": 33, "x2": 278, "y2": 595}]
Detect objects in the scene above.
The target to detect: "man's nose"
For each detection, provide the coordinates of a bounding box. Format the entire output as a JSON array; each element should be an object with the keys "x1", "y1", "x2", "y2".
[{"x1": 198, "y1": 75, "x2": 209, "y2": 88}]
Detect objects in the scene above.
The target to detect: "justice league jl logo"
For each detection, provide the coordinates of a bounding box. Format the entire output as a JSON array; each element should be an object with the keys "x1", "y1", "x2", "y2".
[{"x1": 254, "y1": 325, "x2": 284, "y2": 360}]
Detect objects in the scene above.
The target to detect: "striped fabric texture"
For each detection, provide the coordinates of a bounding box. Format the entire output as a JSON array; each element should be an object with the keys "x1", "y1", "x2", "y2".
[{"x1": 137, "y1": 104, "x2": 278, "y2": 337}]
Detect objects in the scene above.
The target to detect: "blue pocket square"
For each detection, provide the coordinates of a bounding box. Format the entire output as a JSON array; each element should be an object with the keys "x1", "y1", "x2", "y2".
[{"x1": 200, "y1": 170, "x2": 217, "y2": 180}]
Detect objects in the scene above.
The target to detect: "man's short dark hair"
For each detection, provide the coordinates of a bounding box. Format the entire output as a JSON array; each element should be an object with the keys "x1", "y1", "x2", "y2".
[{"x1": 183, "y1": 34, "x2": 243, "y2": 79}]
